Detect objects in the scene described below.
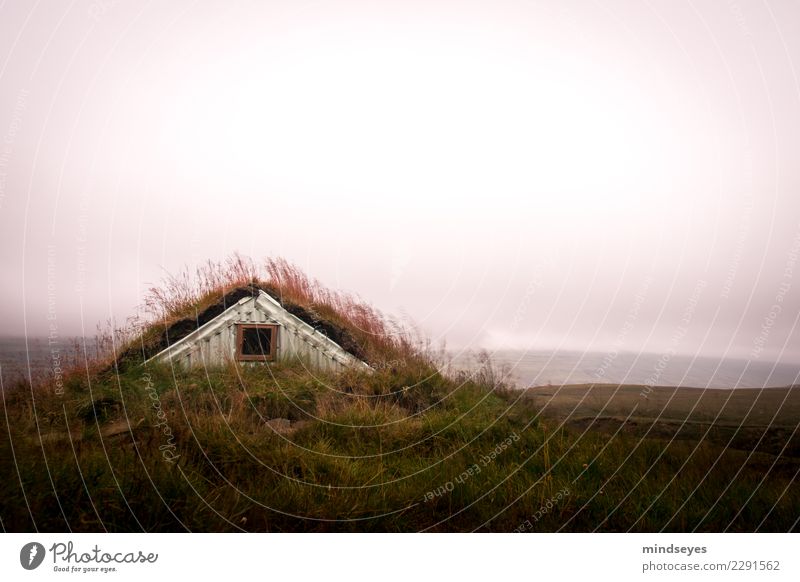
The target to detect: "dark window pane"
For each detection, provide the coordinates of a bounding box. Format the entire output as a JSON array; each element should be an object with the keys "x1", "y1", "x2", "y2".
[{"x1": 241, "y1": 327, "x2": 273, "y2": 356}]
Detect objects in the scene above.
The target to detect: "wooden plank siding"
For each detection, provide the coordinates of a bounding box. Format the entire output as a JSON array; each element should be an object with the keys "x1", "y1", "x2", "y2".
[{"x1": 145, "y1": 292, "x2": 370, "y2": 373}]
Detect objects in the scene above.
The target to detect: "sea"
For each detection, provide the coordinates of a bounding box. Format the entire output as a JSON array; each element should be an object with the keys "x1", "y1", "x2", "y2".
[
  {"x1": 0, "y1": 336, "x2": 98, "y2": 387},
  {"x1": 449, "y1": 349, "x2": 800, "y2": 390},
  {"x1": 1, "y1": 336, "x2": 798, "y2": 390}
]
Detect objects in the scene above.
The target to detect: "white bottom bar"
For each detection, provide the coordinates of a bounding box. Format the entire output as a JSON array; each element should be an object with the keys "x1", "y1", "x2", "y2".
[{"x1": 1, "y1": 533, "x2": 796, "y2": 581}]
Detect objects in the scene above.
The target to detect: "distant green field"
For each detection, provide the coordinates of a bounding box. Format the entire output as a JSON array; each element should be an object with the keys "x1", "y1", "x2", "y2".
[{"x1": 527, "y1": 384, "x2": 800, "y2": 457}]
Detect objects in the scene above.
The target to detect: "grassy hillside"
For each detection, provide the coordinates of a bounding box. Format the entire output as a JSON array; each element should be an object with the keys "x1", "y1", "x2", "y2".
[{"x1": 1, "y1": 257, "x2": 798, "y2": 532}]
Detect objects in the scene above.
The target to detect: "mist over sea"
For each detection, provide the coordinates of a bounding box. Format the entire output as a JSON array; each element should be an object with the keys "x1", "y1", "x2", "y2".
[
  {"x1": 0, "y1": 336, "x2": 96, "y2": 386},
  {"x1": 2, "y1": 337, "x2": 798, "y2": 390},
  {"x1": 450, "y1": 349, "x2": 800, "y2": 390}
]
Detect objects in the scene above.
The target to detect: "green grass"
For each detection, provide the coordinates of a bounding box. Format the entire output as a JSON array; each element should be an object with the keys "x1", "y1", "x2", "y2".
[
  {"x1": 2, "y1": 359, "x2": 798, "y2": 532},
  {"x1": 3, "y1": 255, "x2": 797, "y2": 531}
]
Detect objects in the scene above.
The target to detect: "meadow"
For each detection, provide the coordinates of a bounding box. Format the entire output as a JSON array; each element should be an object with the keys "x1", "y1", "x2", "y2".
[{"x1": 1, "y1": 257, "x2": 797, "y2": 532}]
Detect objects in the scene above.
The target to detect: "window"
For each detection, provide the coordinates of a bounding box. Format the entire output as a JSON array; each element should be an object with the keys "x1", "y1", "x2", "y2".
[{"x1": 236, "y1": 324, "x2": 278, "y2": 361}]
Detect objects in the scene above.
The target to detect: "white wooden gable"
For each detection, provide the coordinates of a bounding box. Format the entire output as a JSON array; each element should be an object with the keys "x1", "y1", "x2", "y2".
[{"x1": 146, "y1": 290, "x2": 370, "y2": 372}]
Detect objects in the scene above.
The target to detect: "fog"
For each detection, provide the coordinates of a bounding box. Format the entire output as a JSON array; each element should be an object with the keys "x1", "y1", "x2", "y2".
[{"x1": 1, "y1": 0, "x2": 799, "y2": 363}]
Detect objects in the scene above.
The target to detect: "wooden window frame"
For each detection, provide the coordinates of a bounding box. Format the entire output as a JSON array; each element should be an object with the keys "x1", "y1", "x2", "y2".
[{"x1": 236, "y1": 324, "x2": 279, "y2": 362}]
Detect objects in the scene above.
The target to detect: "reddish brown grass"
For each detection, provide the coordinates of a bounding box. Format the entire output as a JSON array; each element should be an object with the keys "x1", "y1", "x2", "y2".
[{"x1": 137, "y1": 254, "x2": 424, "y2": 366}]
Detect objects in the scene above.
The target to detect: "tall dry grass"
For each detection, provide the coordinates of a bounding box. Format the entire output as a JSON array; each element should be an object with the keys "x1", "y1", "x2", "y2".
[
  {"x1": 143, "y1": 253, "x2": 260, "y2": 320},
  {"x1": 137, "y1": 254, "x2": 423, "y2": 366}
]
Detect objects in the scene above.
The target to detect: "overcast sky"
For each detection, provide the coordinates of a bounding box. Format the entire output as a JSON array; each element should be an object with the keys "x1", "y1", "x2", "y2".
[{"x1": 1, "y1": 0, "x2": 799, "y2": 363}]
